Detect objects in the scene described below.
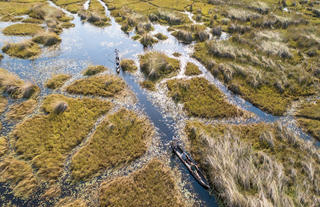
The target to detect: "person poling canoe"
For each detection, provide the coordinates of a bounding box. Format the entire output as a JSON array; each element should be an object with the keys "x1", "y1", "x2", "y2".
[
  {"x1": 171, "y1": 141, "x2": 210, "y2": 190},
  {"x1": 115, "y1": 49, "x2": 120, "y2": 73}
]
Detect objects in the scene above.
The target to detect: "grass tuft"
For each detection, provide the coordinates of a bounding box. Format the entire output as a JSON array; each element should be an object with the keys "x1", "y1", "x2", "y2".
[
  {"x1": 2, "y1": 23, "x2": 44, "y2": 36},
  {"x1": 167, "y1": 77, "x2": 243, "y2": 118},
  {"x1": 184, "y1": 62, "x2": 202, "y2": 76},
  {"x1": 120, "y1": 59, "x2": 138, "y2": 72},
  {"x1": 6, "y1": 99, "x2": 37, "y2": 122},
  {"x1": 2, "y1": 40, "x2": 41, "y2": 59},
  {"x1": 32, "y1": 32, "x2": 61, "y2": 46}
]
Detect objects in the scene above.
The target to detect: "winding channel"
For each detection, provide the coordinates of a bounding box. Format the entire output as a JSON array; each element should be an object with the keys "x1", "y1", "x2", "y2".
[{"x1": 0, "y1": 0, "x2": 319, "y2": 206}]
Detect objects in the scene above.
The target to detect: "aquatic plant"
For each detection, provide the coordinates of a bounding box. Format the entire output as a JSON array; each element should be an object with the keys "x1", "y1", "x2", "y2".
[
  {"x1": 99, "y1": 159, "x2": 184, "y2": 207},
  {"x1": 82, "y1": 65, "x2": 107, "y2": 76},
  {"x1": 32, "y1": 32, "x2": 62, "y2": 46},
  {"x1": 120, "y1": 59, "x2": 138, "y2": 72},
  {"x1": 2, "y1": 23, "x2": 44, "y2": 36},
  {"x1": 184, "y1": 62, "x2": 201, "y2": 76},
  {"x1": 167, "y1": 77, "x2": 243, "y2": 118},
  {"x1": 139, "y1": 52, "x2": 179, "y2": 82},
  {"x1": 6, "y1": 99, "x2": 37, "y2": 122},
  {"x1": 2, "y1": 40, "x2": 41, "y2": 59},
  {"x1": 12, "y1": 94, "x2": 112, "y2": 182},
  {"x1": 45, "y1": 74, "x2": 71, "y2": 89},
  {"x1": 66, "y1": 75, "x2": 126, "y2": 97},
  {"x1": 71, "y1": 108, "x2": 153, "y2": 180},
  {"x1": 185, "y1": 121, "x2": 320, "y2": 207}
]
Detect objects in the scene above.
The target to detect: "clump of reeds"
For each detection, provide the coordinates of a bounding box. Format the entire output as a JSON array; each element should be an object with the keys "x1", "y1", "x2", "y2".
[
  {"x1": 175, "y1": 30, "x2": 193, "y2": 43},
  {"x1": 53, "y1": 101, "x2": 68, "y2": 114}
]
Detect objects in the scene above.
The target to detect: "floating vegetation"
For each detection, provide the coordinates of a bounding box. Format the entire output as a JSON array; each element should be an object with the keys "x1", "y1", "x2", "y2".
[
  {"x1": 32, "y1": 32, "x2": 62, "y2": 46},
  {"x1": 99, "y1": 159, "x2": 184, "y2": 207},
  {"x1": 71, "y1": 108, "x2": 153, "y2": 181},
  {"x1": 139, "y1": 52, "x2": 179, "y2": 82},
  {"x1": 82, "y1": 65, "x2": 107, "y2": 76},
  {"x1": 45, "y1": 74, "x2": 71, "y2": 89},
  {"x1": 0, "y1": 156, "x2": 38, "y2": 200},
  {"x1": 2, "y1": 40, "x2": 41, "y2": 59},
  {"x1": 66, "y1": 75, "x2": 126, "y2": 97},
  {"x1": 185, "y1": 121, "x2": 320, "y2": 207},
  {"x1": 120, "y1": 59, "x2": 137, "y2": 73},
  {"x1": 6, "y1": 99, "x2": 37, "y2": 122},
  {"x1": 295, "y1": 100, "x2": 320, "y2": 141},
  {"x1": 184, "y1": 62, "x2": 201, "y2": 76},
  {"x1": 12, "y1": 94, "x2": 112, "y2": 182},
  {"x1": 167, "y1": 77, "x2": 243, "y2": 118},
  {"x1": 2, "y1": 23, "x2": 44, "y2": 36}
]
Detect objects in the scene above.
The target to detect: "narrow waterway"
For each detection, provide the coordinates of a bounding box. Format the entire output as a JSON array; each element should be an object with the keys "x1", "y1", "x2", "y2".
[{"x1": 0, "y1": 0, "x2": 319, "y2": 206}]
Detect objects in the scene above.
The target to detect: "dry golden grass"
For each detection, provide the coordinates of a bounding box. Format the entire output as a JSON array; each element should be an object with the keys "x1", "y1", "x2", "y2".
[
  {"x1": 82, "y1": 65, "x2": 107, "y2": 76},
  {"x1": 185, "y1": 120, "x2": 320, "y2": 207},
  {"x1": 45, "y1": 74, "x2": 71, "y2": 89},
  {"x1": 0, "y1": 136, "x2": 7, "y2": 157},
  {"x1": 2, "y1": 40, "x2": 41, "y2": 59},
  {"x1": 55, "y1": 197, "x2": 88, "y2": 207},
  {"x1": 2, "y1": 23, "x2": 44, "y2": 36},
  {"x1": 120, "y1": 59, "x2": 138, "y2": 72}
]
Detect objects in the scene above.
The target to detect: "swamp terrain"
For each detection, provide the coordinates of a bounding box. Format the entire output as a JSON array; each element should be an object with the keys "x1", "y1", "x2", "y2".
[{"x1": 0, "y1": 0, "x2": 319, "y2": 206}]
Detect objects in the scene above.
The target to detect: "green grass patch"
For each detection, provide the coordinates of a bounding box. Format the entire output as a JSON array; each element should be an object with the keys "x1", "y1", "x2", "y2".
[
  {"x1": 167, "y1": 77, "x2": 243, "y2": 118},
  {"x1": 12, "y1": 94, "x2": 112, "y2": 181},
  {"x1": 2, "y1": 40, "x2": 41, "y2": 59},
  {"x1": 6, "y1": 99, "x2": 37, "y2": 122},
  {"x1": 99, "y1": 159, "x2": 184, "y2": 207},
  {"x1": 66, "y1": 74, "x2": 126, "y2": 97},
  {"x1": 82, "y1": 65, "x2": 107, "y2": 76},
  {"x1": 32, "y1": 32, "x2": 61, "y2": 46},
  {"x1": 0, "y1": 157, "x2": 38, "y2": 200},
  {"x1": 45, "y1": 74, "x2": 71, "y2": 89},
  {"x1": 139, "y1": 51, "x2": 180, "y2": 82},
  {"x1": 184, "y1": 62, "x2": 202, "y2": 76},
  {"x1": 2, "y1": 23, "x2": 44, "y2": 36},
  {"x1": 71, "y1": 108, "x2": 153, "y2": 181},
  {"x1": 120, "y1": 59, "x2": 138, "y2": 72}
]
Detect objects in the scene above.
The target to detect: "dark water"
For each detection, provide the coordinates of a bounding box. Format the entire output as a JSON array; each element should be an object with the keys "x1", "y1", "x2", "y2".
[{"x1": 0, "y1": 0, "x2": 318, "y2": 206}]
